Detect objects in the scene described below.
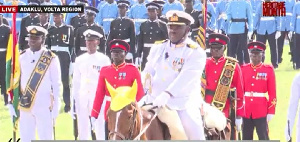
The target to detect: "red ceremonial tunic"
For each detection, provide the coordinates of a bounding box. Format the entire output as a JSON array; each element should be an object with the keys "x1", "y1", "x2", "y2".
[
  {"x1": 91, "y1": 62, "x2": 144, "y2": 121},
  {"x1": 241, "y1": 63, "x2": 276, "y2": 119},
  {"x1": 204, "y1": 56, "x2": 245, "y2": 118}
]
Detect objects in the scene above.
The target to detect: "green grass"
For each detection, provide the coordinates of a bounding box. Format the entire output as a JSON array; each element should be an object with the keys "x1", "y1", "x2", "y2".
[{"x1": 0, "y1": 43, "x2": 299, "y2": 141}]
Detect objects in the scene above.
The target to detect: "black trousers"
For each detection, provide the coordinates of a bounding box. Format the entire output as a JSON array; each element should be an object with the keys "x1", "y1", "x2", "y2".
[
  {"x1": 0, "y1": 51, "x2": 8, "y2": 105},
  {"x1": 256, "y1": 32, "x2": 278, "y2": 68},
  {"x1": 277, "y1": 31, "x2": 289, "y2": 63},
  {"x1": 242, "y1": 116, "x2": 269, "y2": 140},
  {"x1": 294, "y1": 33, "x2": 300, "y2": 69},
  {"x1": 228, "y1": 33, "x2": 249, "y2": 65},
  {"x1": 53, "y1": 51, "x2": 71, "y2": 112},
  {"x1": 141, "y1": 48, "x2": 151, "y2": 71},
  {"x1": 105, "y1": 121, "x2": 109, "y2": 140}
]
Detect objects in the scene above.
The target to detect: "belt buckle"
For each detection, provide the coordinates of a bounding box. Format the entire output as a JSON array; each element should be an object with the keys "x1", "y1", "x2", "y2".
[{"x1": 250, "y1": 92, "x2": 253, "y2": 97}]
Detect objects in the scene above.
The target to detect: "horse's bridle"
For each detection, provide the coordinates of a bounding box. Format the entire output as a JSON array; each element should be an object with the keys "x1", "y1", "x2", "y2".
[{"x1": 108, "y1": 108, "x2": 138, "y2": 140}]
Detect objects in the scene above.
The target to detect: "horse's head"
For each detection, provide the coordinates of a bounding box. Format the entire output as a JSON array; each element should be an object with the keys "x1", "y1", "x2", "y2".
[
  {"x1": 105, "y1": 79, "x2": 144, "y2": 140},
  {"x1": 107, "y1": 102, "x2": 143, "y2": 140}
]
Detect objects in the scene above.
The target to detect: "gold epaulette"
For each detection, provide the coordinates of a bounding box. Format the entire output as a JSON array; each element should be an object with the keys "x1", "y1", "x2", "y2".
[
  {"x1": 154, "y1": 39, "x2": 168, "y2": 44},
  {"x1": 187, "y1": 43, "x2": 198, "y2": 49},
  {"x1": 225, "y1": 56, "x2": 238, "y2": 63}
]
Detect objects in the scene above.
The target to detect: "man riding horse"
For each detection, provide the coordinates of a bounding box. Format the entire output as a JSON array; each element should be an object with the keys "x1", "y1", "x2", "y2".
[{"x1": 138, "y1": 10, "x2": 207, "y2": 140}]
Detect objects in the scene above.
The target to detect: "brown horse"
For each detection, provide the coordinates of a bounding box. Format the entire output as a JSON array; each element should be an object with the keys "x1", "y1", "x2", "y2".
[{"x1": 107, "y1": 102, "x2": 170, "y2": 140}]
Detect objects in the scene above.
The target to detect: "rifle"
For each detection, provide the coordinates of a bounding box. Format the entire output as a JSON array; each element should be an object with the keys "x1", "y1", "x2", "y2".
[
  {"x1": 251, "y1": 30, "x2": 257, "y2": 41},
  {"x1": 288, "y1": 120, "x2": 292, "y2": 142},
  {"x1": 229, "y1": 88, "x2": 241, "y2": 140}
]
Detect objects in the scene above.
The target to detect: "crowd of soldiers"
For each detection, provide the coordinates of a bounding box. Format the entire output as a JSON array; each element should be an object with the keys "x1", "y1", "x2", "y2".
[{"x1": 0, "y1": 0, "x2": 300, "y2": 141}]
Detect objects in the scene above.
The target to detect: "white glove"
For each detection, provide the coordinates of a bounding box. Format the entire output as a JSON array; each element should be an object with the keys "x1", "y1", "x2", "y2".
[
  {"x1": 275, "y1": 31, "x2": 281, "y2": 39},
  {"x1": 91, "y1": 117, "x2": 96, "y2": 131},
  {"x1": 267, "y1": 114, "x2": 274, "y2": 122},
  {"x1": 235, "y1": 118, "x2": 243, "y2": 132},
  {"x1": 248, "y1": 31, "x2": 253, "y2": 39},
  {"x1": 288, "y1": 31, "x2": 293, "y2": 39},
  {"x1": 152, "y1": 92, "x2": 171, "y2": 107},
  {"x1": 7, "y1": 104, "x2": 17, "y2": 119},
  {"x1": 69, "y1": 62, "x2": 75, "y2": 76}
]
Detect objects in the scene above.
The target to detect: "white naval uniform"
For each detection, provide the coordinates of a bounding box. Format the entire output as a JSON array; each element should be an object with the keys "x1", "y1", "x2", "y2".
[
  {"x1": 285, "y1": 73, "x2": 300, "y2": 142},
  {"x1": 72, "y1": 52, "x2": 111, "y2": 140},
  {"x1": 19, "y1": 47, "x2": 62, "y2": 142},
  {"x1": 141, "y1": 38, "x2": 207, "y2": 140}
]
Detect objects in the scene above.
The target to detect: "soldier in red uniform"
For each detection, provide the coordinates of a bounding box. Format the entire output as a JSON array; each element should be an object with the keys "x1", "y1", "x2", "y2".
[
  {"x1": 90, "y1": 39, "x2": 144, "y2": 140},
  {"x1": 241, "y1": 41, "x2": 276, "y2": 140},
  {"x1": 203, "y1": 33, "x2": 244, "y2": 140}
]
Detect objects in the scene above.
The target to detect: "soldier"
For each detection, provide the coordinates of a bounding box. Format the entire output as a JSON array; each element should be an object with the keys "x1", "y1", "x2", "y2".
[
  {"x1": 226, "y1": 0, "x2": 253, "y2": 65},
  {"x1": 138, "y1": 10, "x2": 206, "y2": 140},
  {"x1": 72, "y1": 29, "x2": 111, "y2": 140},
  {"x1": 241, "y1": 41, "x2": 276, "y2": 140},
  {"x1": 106, "y1": 0, "x2": 135, "y2": 60},
  {"x1": 162, "y1": 0, "x2": 184, "y2": 15},
  {"x1": 75, "y1": 6, "x2": 106, "y2": 56},
  {"x1": 152, "y1": 0, "x2": 168, "y2": 23},
  {"x1": 277, "y1": 0, "x2": 296, "y2": 64},
  {"x1": 65, "y1": 0, "x2": 88, "y2": 25},
  {"x1": 289, "y1": 1, "x2": 300, "y2": 69},
  {"x1": 46, "y1": 13, "x2": 74, "y2": 113},
  {"x1": 193, "y1": 0, "x2": 217, "y2": 32},
  {"x1": 137, "y1": 2, "x2": 168, "y2": 70},
  {"x1": 7, "y1": 25, "x2": 62, "y2": 141},
  {"x1": 70, "y1": 0, "x2": 88, "y2": 33},
  {"x1": 3, "y1": 0, "x2": 27, "y2": 34},
  {"x1": 0, "y1": 2, "x2": 9, "y2": 26},
  {"x1": 96, "y1": 0, "x2": 118, "y2": 37},
  {"x1": 184, "y1": 0, "x2": 201, "y2": 41},
  {"x1": 128, "y1": 0, "x2": 148, "y2": 36},
  {"x1": 215, "y1": 0, "x2": 229, "y2": 35},
  {"x1": 253, "y1": 0, "x2": 280, "y2": 68},
  {"x1": 203, "y1": 33, "x2": 244, "y2": 140},
  {"x1": 19, "y1": 0, "x2": 40, "y2": 51},
  {"x1": 285, "y1": 73, "x2": 300, "y2": 142},
  {"x1": 0, "y1": 15, "x2": 10, "y2": 105},
  {"x1": 90, "y1": 39, "x2": 144, "y2": 140},
  {"x1": 37, "y1": 13, "x2": 50, "y2": 30}
]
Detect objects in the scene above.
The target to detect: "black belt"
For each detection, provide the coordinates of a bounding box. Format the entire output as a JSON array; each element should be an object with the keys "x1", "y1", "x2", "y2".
[{"x1": 231, "y1": 18, "x2": 247, "y2": 22}]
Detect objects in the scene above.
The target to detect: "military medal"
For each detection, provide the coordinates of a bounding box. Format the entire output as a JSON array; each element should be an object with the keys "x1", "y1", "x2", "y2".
[
  {"x1": 122, "y1": 73, "x2": 126, "y2": 79},
  {"x1": 118, "y1": 72, "x2": 122, "y2": 80}
]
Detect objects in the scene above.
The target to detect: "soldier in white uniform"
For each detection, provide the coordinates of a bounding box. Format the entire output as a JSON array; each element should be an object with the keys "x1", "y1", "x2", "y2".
[
  {"x1": 285, "y1": 73, "x2": 300, "y2": 142},
  {"x1": 72, "y1": 29, "x2": 111, "y2": 140},
  {"x1": 139, "y1": 10, "x2": 207, "y2": 140},
  {"x1": 8, "y1": 25, "x2": 62, "y2": 142}
]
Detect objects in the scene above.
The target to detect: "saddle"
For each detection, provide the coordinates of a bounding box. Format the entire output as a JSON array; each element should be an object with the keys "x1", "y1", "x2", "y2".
[{"x1": 141, "y1": 105, "x2": 187, "y2": 140}]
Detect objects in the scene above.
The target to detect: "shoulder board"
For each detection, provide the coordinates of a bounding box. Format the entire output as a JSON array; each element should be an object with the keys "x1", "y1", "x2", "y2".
[
  {"x1": 187, "y1": 43, "x2": 198, "y2": 49},
  {"x1": 225, "y1": 56, "x2": 238, "y2": 63},
  {"x1": 20, "y1": 50, "x2": 26, "y2": 55},
  {"x1": 154, "y1": 39, "x2": 168, "y2": 44}
]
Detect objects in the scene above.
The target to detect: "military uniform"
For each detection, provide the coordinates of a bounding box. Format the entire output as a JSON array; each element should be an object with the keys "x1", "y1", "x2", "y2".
[
  {"x1": 186, "y1": 9, "x2": 201, "y2": 41},
  {"x1": 75, "y1": 6, "x2": 106, "y2": 56},
  {"x1": 70, "y1": 14, "x2": 87, "y2": 34},
  {"x1": 193, "y1": 0, "x2": 217, "y2": 31},
  {"x1": 72, "y1": 29, "x2": 111, "y2": 140},
  {"x1": 36, "y1": 22, "x2": 50, "y2": 30},
  {"x1": 106, "y1": 0, "x2": 136, "y2": 59},
  {"x1": 0, "y1": 14, "x2": 9, "y2": 26},
  {"x1": 91, "y1": 40, "x2": 144, "y2": 140},
  {"x1": 215, "y1": 0, "x2": 229, "y2": 34},
  {"x1": 285, "y1": 73, "x2": 300, "y2": 142},
  {"x1": 137, "y1": 2, "x2": 168, "y2": 70},
  {"x1": 226, "y1": 0, "x2": 253, "y2": 65},
  {"x1": 241, "y1": 42, "x2": 276, "y2": 140},
  {"x1": 3, "y1": 0, "x2": 27, "y2": 34},
  {"x1": 290, "y1": 1, "x2": 300, "y2": 69},
  {"x1": 96, "y1": 1, "x2": 118, "y2": 37},
  {"x1": 162, "y1": 0, "x2": 184, "y2": 15},
  {"x1": 254, "y1": 1, "x2": 280, "y2": 68},
  {"x1": 152, "y1": 0, "x2": 168, "y2": 23},
  {"x1": 46, "y1": 21, "x2": 74, "y2": 112},
  {"x1": 128, "y1": 1, "x2": 148, "y2": 36},
  {"x1": 18, "y1": 26, "x2": 62, "y2": 141},
  {"x1": 0, "y1": 23, "x2": 10, "y2": 105},
  {"x1": 139, "y1": 10, "x2": 206, "y2": 140},
  {"x1": 204, "y1": 33, "x2": 244, "y2": 140},
  {"x1": 19, "y1": 0, "x2": 41, "y2": 51}
]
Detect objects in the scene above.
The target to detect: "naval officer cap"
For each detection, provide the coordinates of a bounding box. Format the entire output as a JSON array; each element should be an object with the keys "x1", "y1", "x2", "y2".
[
  {"x1": 27, "y1": 25, "x2": 48, "y2": 36},
  {"x1": 28, "y1": 0, "x2": 40, "y2": 5},
  {"x1": 76, "y1": 0, "x2": 88, "y2": 6},
  {"x1": 146, "y1": 2, "x2": 160, "y2": 10},
  {"x1": 83, "y1": 29, "x2": 103, "y2": 40},
  {"x1": 166, "y1": 10, "x2": 194, "y2": 25},
  {"x1": 247, "y1": 41, "x2": 266, "y2": 52},
  {"x1": 208, "y1": 33, "x2": 229, "y2": 47},
  {"x1": 117, "y1": 0, "x2": 130, "y2": 8},
  {"x1": 152, "y1": 0, "x2": 165, "y2": 8},
  {"x1": 109, "y1": 39, "x2": 130, "y2": 52},
  {"x1": 85, "y1": 6, "x2": 99, "y2": 15}
]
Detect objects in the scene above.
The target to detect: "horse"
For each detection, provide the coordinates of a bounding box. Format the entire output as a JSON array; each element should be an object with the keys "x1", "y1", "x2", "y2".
[{"x1": 106, "y1": 102, "x2": 171, "y2": 140}]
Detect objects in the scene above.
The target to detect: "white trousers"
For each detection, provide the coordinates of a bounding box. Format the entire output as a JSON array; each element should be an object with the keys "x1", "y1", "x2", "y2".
[
  {"x1": 177, "y1": 108, "x2": 206, "y2": 140},
  {"x1": 19, "y1": 110, "x2": 53, "y2": 142},
  {"x1": 77, "y1": 103, "x2": 105, "y2": 140}
]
